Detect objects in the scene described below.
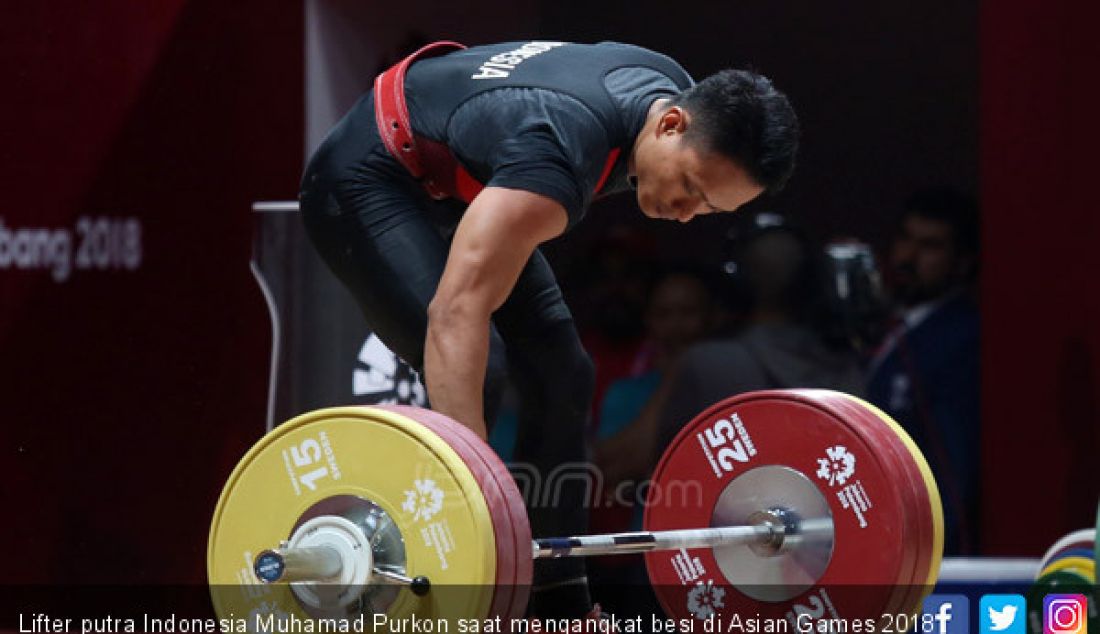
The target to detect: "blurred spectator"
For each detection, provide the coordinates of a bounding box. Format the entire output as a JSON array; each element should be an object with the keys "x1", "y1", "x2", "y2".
[
  {"x1": 568, "y1": 225, "x2": 660, "y2": 429},
  {"x1": 866, "y1": 187, "x2": 980, "y2": 555},
  {"x1": 595, "y1": 214, "x2": 864, "y2": 500},
  {"x1": 596, "y1": 266, "x2": 718, "y2": 441},
  {"x1": 654, "y1": 215, "x2": 865, "y2": 449},
  {"x1": 590, "y1": 267, "x2": 718, "y2": 529}
]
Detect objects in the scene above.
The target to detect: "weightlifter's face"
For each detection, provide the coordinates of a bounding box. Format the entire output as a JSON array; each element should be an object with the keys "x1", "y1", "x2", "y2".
[{"x1": 631, "y1": 103, "x2": 764, "y2": 223}]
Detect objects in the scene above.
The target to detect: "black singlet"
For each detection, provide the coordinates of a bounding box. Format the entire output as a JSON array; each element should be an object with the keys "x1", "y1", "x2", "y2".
[{"x1": 403, "y1": 41, "x2": 694, "y2": 226}]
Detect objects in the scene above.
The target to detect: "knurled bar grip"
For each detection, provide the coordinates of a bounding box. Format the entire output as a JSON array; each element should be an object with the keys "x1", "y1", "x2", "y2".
[{"x1": 533, "y1": 524, "x2": 777, "y2": 559}]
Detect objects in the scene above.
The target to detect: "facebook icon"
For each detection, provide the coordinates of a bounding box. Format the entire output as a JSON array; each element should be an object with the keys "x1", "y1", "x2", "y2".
[{"x1": 923, "y1": 595, "x2": 971, "y2": 634}]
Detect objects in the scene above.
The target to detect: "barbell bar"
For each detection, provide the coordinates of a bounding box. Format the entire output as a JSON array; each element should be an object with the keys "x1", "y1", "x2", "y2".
[{"x1": 252, "y1": 507, "x2": 837, "y2": 587}]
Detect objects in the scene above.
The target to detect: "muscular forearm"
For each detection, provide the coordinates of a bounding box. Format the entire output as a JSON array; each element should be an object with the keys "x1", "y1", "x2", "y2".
[
  {"x1": 421, "y1": 186, "x2": 567, "y2": 441},
  {"x1": 424, "y1": 302, "x2": 490, "y2": 440}
]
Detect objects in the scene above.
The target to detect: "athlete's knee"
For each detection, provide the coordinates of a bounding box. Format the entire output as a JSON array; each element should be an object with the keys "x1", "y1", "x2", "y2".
[
  {"x1": 483, "y1": 332, "x2": 508, "y2": 424},
  {"x1": 542, "y1": 327, "x2": 595, "y2": 415},
  {"x1": 565, "y1": 345, "x2": 595, "y2": 410}
]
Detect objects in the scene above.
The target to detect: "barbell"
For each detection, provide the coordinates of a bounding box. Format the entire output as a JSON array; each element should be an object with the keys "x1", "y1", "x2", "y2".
[{"x1": 208, "y1": 389, "x2": 943, "y2": 627}]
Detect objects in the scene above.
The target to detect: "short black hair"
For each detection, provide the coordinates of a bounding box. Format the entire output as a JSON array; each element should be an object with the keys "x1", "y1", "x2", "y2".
[
  {"x1": 671, "y1": 69, "x2": 800, "y2": 194},
  {"x1": 902, "y1": 187, "x2": 980, "y2": 255}
]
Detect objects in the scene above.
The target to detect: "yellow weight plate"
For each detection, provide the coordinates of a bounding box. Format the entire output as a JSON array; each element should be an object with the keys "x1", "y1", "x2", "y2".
[
  {"x1": 208, "y1": 406, "x2": 497, "y2": 629},
  {"x1": 1040, "y1": 556, "x2": 1096, "y2": 582},
  {"x1": 839, "y1": 394, "x2": 945, "y2": 614}
]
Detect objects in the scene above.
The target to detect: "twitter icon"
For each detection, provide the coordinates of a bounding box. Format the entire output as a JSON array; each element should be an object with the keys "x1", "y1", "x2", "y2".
[{"x1": 981, "y1": 594, "x2": 1026, "y2": 634}]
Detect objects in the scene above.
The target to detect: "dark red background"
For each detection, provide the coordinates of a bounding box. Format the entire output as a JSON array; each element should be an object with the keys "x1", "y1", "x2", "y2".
[
  {"x1": 1, "y1": 1, "x2": 302, "y2": 582},
  {"x1": 980, "y1": 0, "x2": 1100, "y2": 551},
  {"x1": 1, "y1": 0, "x2": 1097, "y2": 583}
]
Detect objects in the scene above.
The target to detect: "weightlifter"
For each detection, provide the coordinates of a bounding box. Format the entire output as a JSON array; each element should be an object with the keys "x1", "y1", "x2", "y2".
[{"x1": 298, "y1": 40, "x2": 799, "y2": 619}]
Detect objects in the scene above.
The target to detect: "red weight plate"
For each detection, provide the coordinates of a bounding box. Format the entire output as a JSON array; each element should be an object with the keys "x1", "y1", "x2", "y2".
[
  {"x1": 422, "y1": 412, "x2": 534, "y2": 618},
  {"x1": 839, "y1": 393, "x2": 945, "y2": 612},
  {"x1": 377, "y1": 405, "x2": 528, "y2": 620},
  {"x1": 854, "y1": 409, "x2": 929, "y2": 617},
  {"x1": 811, "y1": 392, "x2": 932, "y2": 617},
  {"x1": 805, "y1": 393, "x2": 919, "y2": 618},
  {"x1": 457, "y1": 440, "x2": 533, "y2": 620},
  {"x1": 793, "y1": 391, "x2": 931, "y2": 619},
  {"x1": 856, "y1": 404, "x2": 940, "y2": 616},
  {"x1": 425, "y1": 409, "x2": 533, "y2": 619},
  {"x1": 814, "y1": 396, "x2": 930, "y2": 585},
  {"x1": 376, "y1": 405, "x2": 520, "y2": 618},
  {"x1": 383, "y1": 405, "x2": 533, "y2": 618},
  {"x1": 644, "y1": 391, "x2": 911, "y2": 626}
]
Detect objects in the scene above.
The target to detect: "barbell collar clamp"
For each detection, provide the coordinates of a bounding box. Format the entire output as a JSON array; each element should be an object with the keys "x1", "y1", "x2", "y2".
[
  {"x1": 255, "y1": 548, "x2": 431, "y2": 597},
  {"x1": 371, "y1": 566, "x2": 432, "y2": 596}
]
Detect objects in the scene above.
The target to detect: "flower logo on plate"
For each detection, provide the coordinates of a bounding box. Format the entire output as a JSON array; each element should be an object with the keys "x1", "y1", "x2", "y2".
[
  {"x1": 816, "y1": 445, "x2": 856, "y2": 487},
  {"x1": 403, "y1": 478, "x2": 445, "y2": 522},
  {"x1": 686, "y1": 581, "x2": 726, "y2": 620}
]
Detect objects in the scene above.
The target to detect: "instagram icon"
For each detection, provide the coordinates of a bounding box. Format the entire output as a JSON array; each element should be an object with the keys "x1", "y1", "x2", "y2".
[{"x1": 1044, "y1": 594, "x2": 1088, "y2": 634}]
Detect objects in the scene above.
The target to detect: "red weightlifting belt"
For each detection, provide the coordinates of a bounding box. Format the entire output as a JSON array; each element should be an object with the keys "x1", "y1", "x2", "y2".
[{"x1": 373, "y1": 40, "x2": 621, "y2": 205}]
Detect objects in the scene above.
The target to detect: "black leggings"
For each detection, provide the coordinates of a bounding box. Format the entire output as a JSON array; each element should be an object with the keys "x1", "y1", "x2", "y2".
[{"x1": 299, "y1": 92, "x2": 595, "y2": 592}]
